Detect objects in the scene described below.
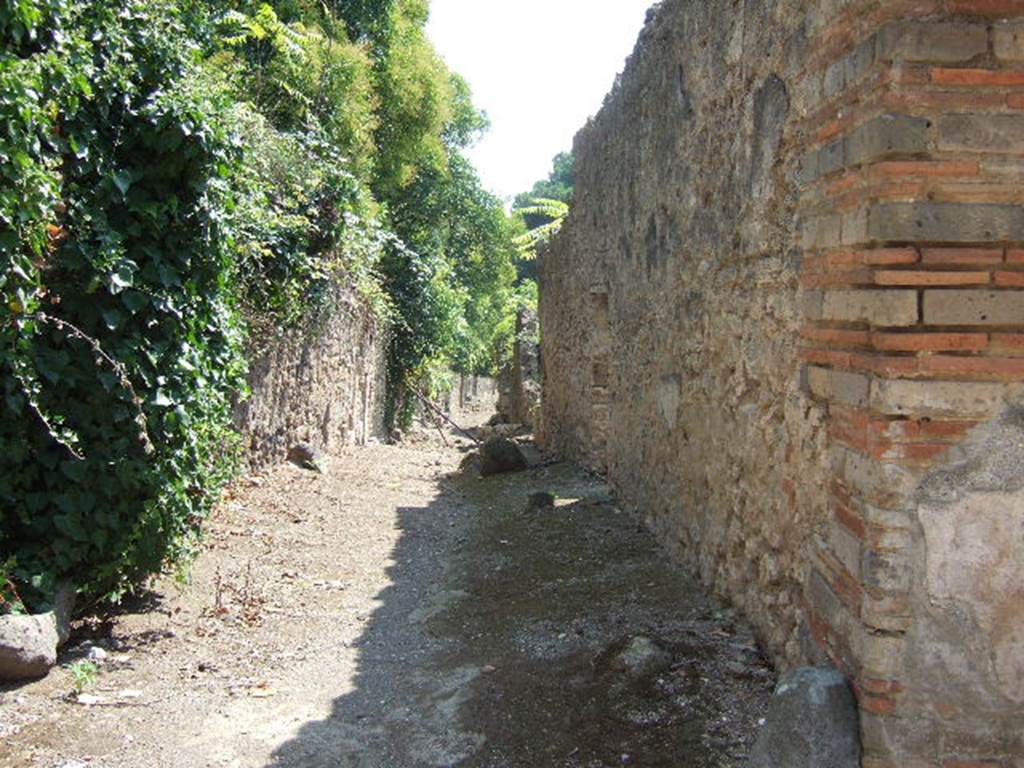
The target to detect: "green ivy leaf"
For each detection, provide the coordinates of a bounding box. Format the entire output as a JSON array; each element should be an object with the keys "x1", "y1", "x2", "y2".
[
  {"x1": 121, "y1": 290, "x2": 149, "y2": 313},
  {"x1": 112, "y1": 170, "x2": 134, "y2": 195},
  {"x1": 101, "y1": 307, "x2": 123, "y2": 330}
]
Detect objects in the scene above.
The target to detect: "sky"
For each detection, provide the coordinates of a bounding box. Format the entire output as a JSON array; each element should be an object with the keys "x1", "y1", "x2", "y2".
[{"x1": 426, "y1": 1, "x2": 655, "y2": 201}]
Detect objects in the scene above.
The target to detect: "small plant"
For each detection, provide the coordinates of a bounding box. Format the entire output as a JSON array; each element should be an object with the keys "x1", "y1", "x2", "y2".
[
  {"x1": 69, "y1": 660, "x2": 99, "y2": 694},
  {"x1": 0, "y1": 558, "x2": 25, "y2": 616}
]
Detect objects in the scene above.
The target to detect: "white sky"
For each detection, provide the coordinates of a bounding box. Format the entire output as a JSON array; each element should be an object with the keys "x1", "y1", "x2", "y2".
[{"x1": 426, "y1": 1, "x2": 655, "y2": 201}]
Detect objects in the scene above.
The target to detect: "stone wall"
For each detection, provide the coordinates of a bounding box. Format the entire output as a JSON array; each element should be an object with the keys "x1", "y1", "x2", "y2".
[
  {"x1": 540, "y1": 1, "x2": 1024, "y2": 765},
  {"x1": 497, "y1": 309, "x2": 541, "y2": 427},
  {"x1": 234, "y1": 286, "x2": 385, "y2": 470}
]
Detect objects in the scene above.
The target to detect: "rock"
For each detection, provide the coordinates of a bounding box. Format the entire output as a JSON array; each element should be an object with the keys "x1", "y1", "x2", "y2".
[
  {"x1": 611, "y1": 636, "x2": 672, "y2": 679},
  {"x1": 745, "y1": 666, "x2": 861, "y2": 768},
  {"x1": 0, "y1": 612, "x2": 59, "y2": 681},
  {"x1": 478, "y1": 437, "x2": 528, "y2": 476},
  {"x1": 53, "y1": 581, "x2": 76, "y2": 648},
  {"x1": 525, "y1": 492, "x2": 555, "y2": 511},
  {"x1": 287, "y1": 442, "x2": 322, "y2": 471},
  {"x1": 86, "y1": 645, "x2": 108, "y2": 663}
]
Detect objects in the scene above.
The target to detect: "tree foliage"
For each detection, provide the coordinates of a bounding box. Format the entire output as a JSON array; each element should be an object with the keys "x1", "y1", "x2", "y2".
[
  {"x1": 511, "y1": 151, "x2": 575, "y2": 285},
  {"x1": 0, "y1": 0, "x2": 522, "y2": 609}
]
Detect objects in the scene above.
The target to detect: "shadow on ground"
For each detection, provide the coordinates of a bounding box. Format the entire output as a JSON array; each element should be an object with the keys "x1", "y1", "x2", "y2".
[{"x1": 264, "y1": 450, "x2": 774, "y2": 768}]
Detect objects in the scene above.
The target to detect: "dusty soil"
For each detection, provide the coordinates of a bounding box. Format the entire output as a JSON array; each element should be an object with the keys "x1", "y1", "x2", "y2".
[{"x1": 0, "y1": 419, "x2": 775, "y2": 768}]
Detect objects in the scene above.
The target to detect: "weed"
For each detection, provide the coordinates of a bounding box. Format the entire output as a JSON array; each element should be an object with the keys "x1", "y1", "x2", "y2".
[{"x1": 69, "y1": 660, "x2": 99, "y2": 693}]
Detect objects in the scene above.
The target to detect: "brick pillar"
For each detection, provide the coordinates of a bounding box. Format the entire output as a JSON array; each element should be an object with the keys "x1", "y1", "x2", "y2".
[{"x1": 796, "y1": 3, "x2": 1024, "y2": 765}]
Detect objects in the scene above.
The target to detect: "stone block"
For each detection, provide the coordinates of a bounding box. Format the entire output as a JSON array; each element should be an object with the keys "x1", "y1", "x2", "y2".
[
  {"x1": 937, "y1": 114, "x2": 1024, "y2": 153},
  {"x1": 807, "y1": 367, "x2": 871, "y2": 407},
  {"x1": 819, "y1": 138, "x2": 847, "y2": 177},
  {"x1": 831, "y1": 445, "x2": 920, "y2": 505},
  {"x1": 801, "y1": 213, "x2": 843, "y2": 249},
  {"x1": 861, "y1": 502, "x2": 916, "y2": 532},
  {"x1": 802, "y1": 290, "x2": 825, "y2": 321},
  {"x1": 995, "y1": 22, "x2": 1024, "y2": 62},
  {"x1": 841, "y1": 208, "x2": 869, "y2": 246},
  {"x1": 746, "y1": 667, "x2": 861, "y2": 768},
  {"x1": 797, "y1": 150, "x2": 819, "y2": 186},
  {"x1": 847, "y1": 115, "x2": 931, "y2": 166},
  {"x1": 861, "y1": 592, "x2": 913, "y2": 632},
  {"x1": 824, "y1": 59, "x2": 847, "y2": 98},
  {"x1": 867, "y1": 203, "x2": 1024, "y2": 244},
  {"x1": 822, "y1": 290, "x2": 918, "y2": 326},
  {"x1": 877, "y1": 21, "x2": 989, "y2": 63},
  {"x1": 845, "y1": 36, "x2": 878, "y2": 86},
  {"x1": 862, "y1": 549, "x2": 912, "y2": 593},
  {"x1": 870, "y1": 379, "x2": 1022, "y2": 418},
  {"x1": 831, "y1": 521, "x2": 863, "y2": 577},
  {"x1": 858, "y1": 632, "x2": 908, "y2": 679},
  {"x1": 924, "y1": 290, "x2": 1024, "y2": 326}
]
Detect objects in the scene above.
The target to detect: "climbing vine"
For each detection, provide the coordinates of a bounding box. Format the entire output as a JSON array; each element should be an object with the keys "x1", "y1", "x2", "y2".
[
  {"x1": 0, "y1": 1, "x2": 246, "y2": 607},
  {"x1": 0, "y1": 0, "x2": 525, "y2": 610}
]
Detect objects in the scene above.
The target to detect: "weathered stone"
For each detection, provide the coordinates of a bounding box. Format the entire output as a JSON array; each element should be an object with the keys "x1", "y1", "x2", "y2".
[
  {"x1": 914, "y1": 408, "x2": 1024, "y2": 705},
  {"x1": 0, "y1": 612, "x2": 59, "y2": 681},
  {"x1": 53, "y1": 581, "x2": 75, "y2": 647},
  {"x1": 821, "y1": 290, "x2": 918, "y2": 326},
  {"x1": 746, "y1": 666, "x2": 861, "y2": 768},
  {"x1": 807, "y1": 367, "x2": 870, "y2": 407},
  {"x1": 478, "y1": 437, "x2": 528, "y2": 476},
  {"x1": 233, "y1": 283, "x2": 385, "y2": 470},
  {"x1": 868, "y1": 203, "x2": 1024, "y2": 243},
  {"x1": 525, "y1": 491, "x2": 555, "y2": 511},
  {"x1": 877, "y1": 21, "x2": 989, "y2": 63},
  {"x1": 937, "y1": 114, "x2": 1024, "y2": 153},
  {"x1": 870, "y1": 379, "x2": 1023, "y2": 418},
  {"x1": 924, "y1": 290, "x2": 1024, "y2": 326},
  {"x1": 995, "y1": 22, "x2": 1024, "y2": 62},
  {"x1": 846, "y1": 115, "x2": 931, "y2": 165},
  {"x1": 610, "y1": 636, "x2": 672, "y2": 679},
  {"x1": 537, "y1": 0, "x2": 1024, "y2": 763},
  {"x1": 497, "y1": 309, "x2": 541, "y2": 427},
  {"x1": 287, "y1": 442, "x2": 323, "y2": 471}
]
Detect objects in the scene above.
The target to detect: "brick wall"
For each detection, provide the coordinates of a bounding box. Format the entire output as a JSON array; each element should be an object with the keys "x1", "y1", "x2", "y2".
[
  {"x1": 798, "y1": 3, "x2": 1024, "y2": 764},
  {"x1": 540, "y1": 1, "x2": 1024, "y2": 764}
]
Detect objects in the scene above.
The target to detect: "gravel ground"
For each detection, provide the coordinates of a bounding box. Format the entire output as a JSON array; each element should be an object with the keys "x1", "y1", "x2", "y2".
[{"x1": 0, "y1": 419, "x2": 774, "y2": 768}]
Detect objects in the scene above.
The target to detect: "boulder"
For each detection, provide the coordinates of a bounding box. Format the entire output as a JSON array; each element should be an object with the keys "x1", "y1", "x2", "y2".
[
  {"x1": 746, "y1": 666, "x2": 861, "y2": 768},
  {"x1": 478, "y1": 437, "x2": 528, "y2": 476},
  {"x1": 0, "y1": 612, "x2": 59, "y2": 681}
]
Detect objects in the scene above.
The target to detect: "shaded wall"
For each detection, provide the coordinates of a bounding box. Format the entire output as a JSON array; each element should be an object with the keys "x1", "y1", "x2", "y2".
[
  {"x1": 540, "y1": 1, "x2": 1024, "y2": 764},
  {"x1": 235, "y1": 286, "x2": 385, "y2": 470}
]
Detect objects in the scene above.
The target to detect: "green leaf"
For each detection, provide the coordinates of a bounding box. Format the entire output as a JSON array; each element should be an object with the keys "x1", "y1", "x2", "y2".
[
  {"x1": 121, "y1": 290, "x2": 149, "y2": 313},
  {"x1": 60, "y1": 460, "x2": 87, "y2": 483},
  {"x1": 108, "y1": 265, "x2": 134, "y2": 294},
  {"x1": 101, "y1": 307, "x2": 124, "y2": 330},
  {"x1": 112, "y1": 171, "x2": 134, "y2": 195}
]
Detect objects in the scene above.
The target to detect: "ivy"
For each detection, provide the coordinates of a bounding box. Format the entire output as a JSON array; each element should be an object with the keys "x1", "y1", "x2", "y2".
[
  {"x1": 0, "y1": 0, "x2": 246, "y2": 608},
  {"x1": 0, "y1": 0, "x2": 527, "y2": 609}
]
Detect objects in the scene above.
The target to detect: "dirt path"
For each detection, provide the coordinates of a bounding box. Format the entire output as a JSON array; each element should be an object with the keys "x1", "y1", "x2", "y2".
[{"x1": 0, "y1": 423, "x2": 774, "y2": 768}]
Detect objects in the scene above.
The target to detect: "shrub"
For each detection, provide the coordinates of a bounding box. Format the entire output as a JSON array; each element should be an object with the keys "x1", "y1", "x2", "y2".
[{"x1": 0, "y1": 0, "x2": 245, "y2": 608}]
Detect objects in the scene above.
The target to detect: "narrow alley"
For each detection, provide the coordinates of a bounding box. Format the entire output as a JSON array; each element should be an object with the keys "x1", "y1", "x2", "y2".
[{"x1": 1, "y1": 418, "x2": 773, "y2": 768}]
